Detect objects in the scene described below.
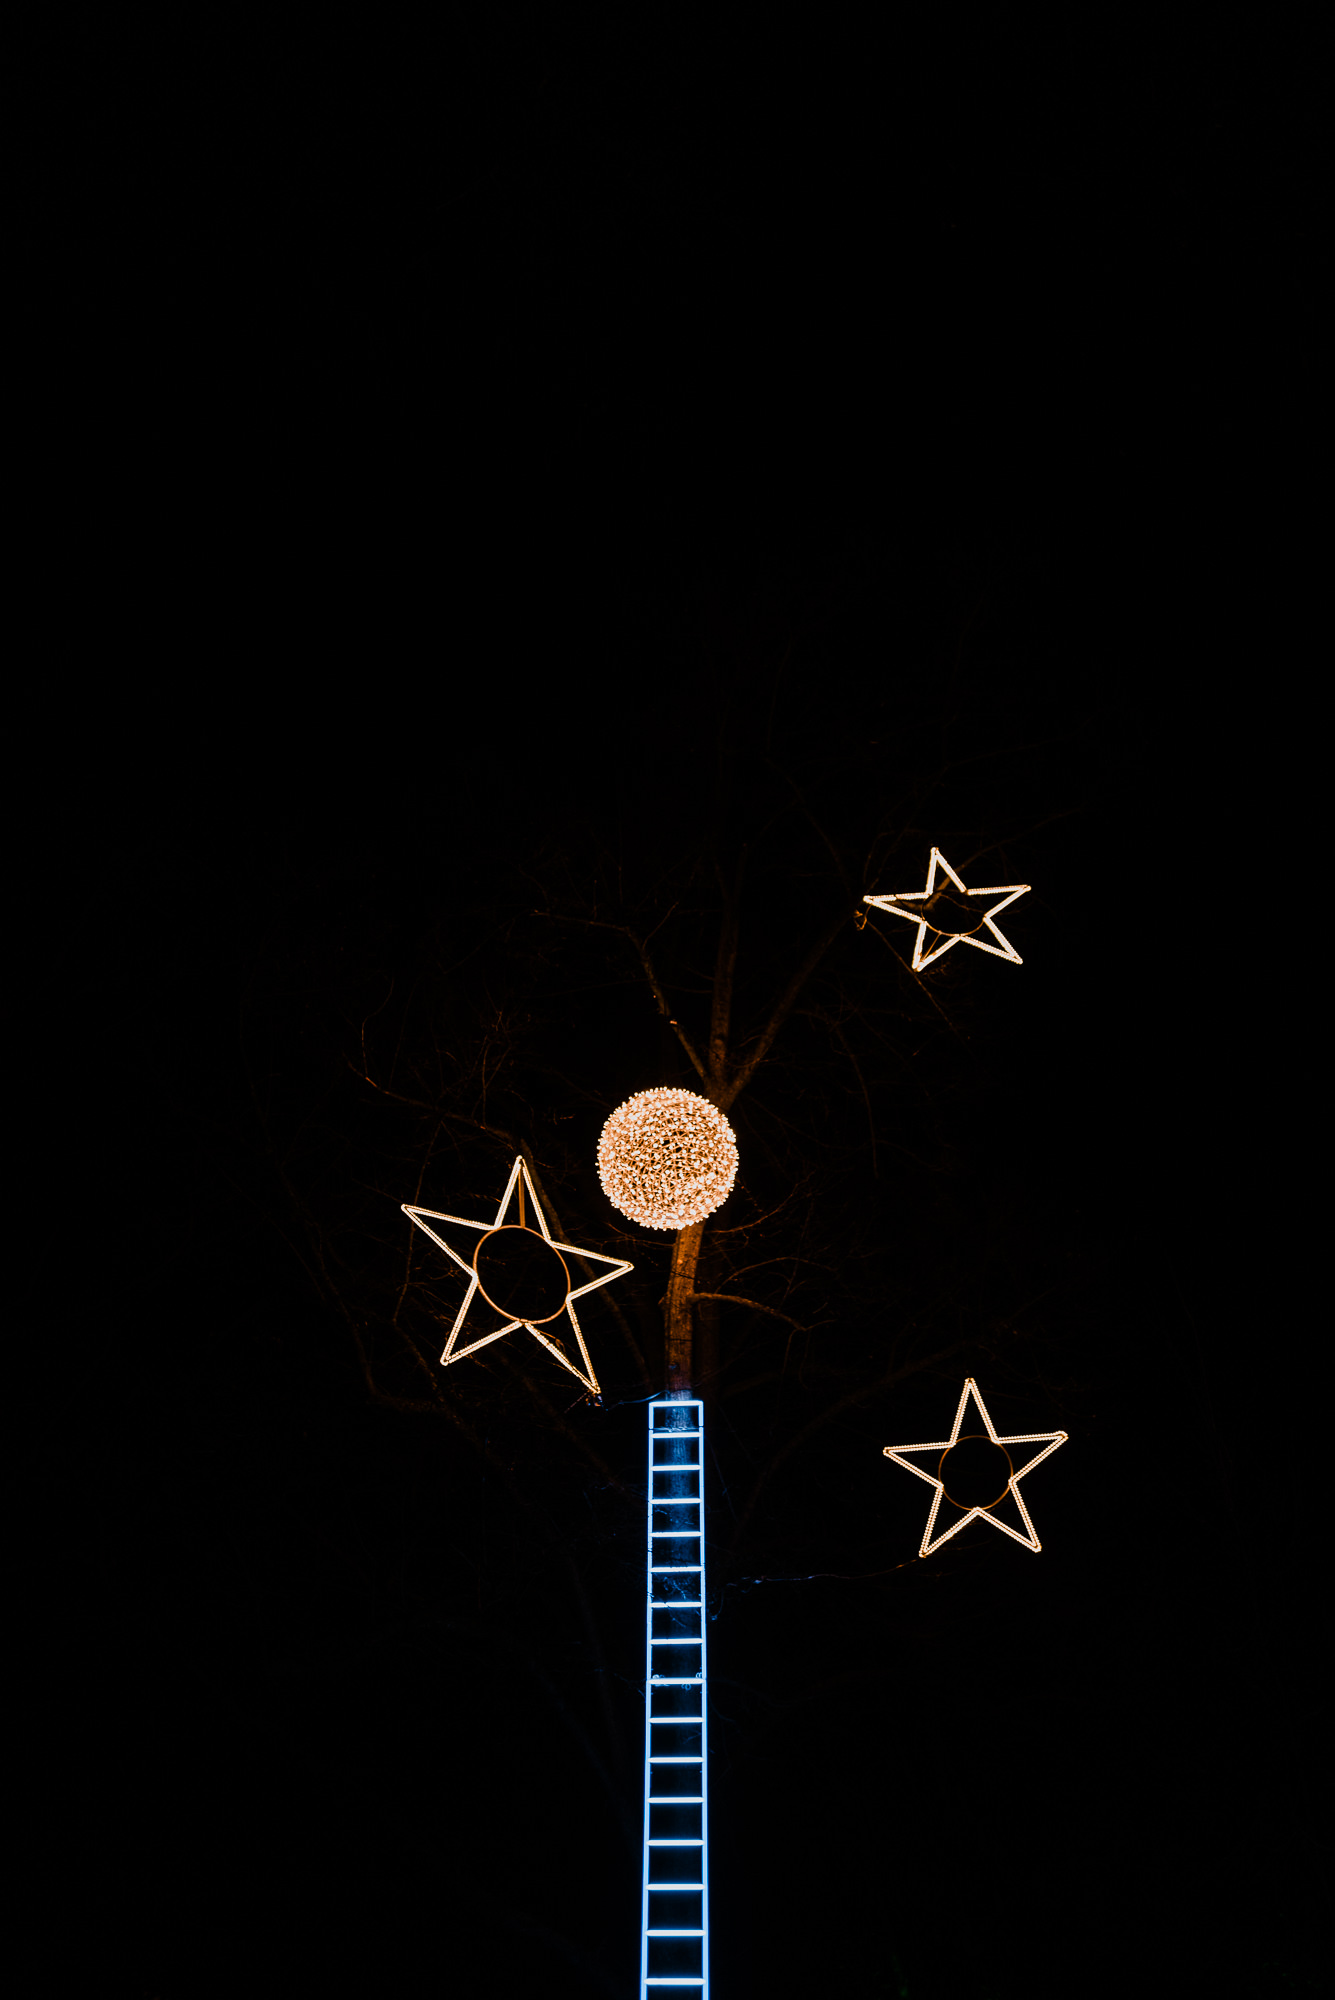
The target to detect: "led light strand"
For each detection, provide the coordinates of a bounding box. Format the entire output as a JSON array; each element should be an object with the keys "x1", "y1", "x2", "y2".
[
  {"x1": 599, "y1": 1088, "x2": 739, "y2": 1232},
  {"x1": 883, "y1": 1376, "x2": 1068, "y2": 1555},
  {"x1": 401, "y1": 1153, "x2": 632, "y2": 1396},
  {"x1": 863, "y1": 847, "x2": 1030, "y2": 970}
]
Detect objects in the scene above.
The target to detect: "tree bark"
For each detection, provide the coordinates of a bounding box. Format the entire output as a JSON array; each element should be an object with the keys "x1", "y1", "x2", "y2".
[{"x1": 664, "y1": 1219, "x2": 705, "y2": 1397}]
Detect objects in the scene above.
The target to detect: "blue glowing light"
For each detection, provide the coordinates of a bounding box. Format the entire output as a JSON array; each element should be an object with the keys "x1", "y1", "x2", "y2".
[{"x1": 641, "y1": 1399, "x2": 709, "y2": 1998}]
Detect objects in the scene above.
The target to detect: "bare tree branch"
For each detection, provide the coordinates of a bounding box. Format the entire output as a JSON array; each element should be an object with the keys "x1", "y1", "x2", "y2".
[
  {"x1": 765, "y1": 758, "x2": 852, "y2": 897},
  {"x1": 346, "y1": 1058, "x2": 438, "y2": 1111},
  {"x1": 713, "y1": 1255, "x2": 828, "y2": 1284},
  {"x1": 545, "y1": 913, "x2": 709, "y2": 1082},
  {"x1": 828, "y1": 1014, "x2": 878, "y2": 1175},
  {"x1": 626, "y1": 929, "x2": 708, "y2": 1083},
  {"x1": 858, "y1": 916, "x2": 971, "y2": 1044},
  {"x1": 707, "y1": 849, "x2": 744, "y2": 1095},
  {"x1": 687, "y1": 1291, "x2": 808, "y2": 1331},
  {"x1": 710, "y1": 1180, "x2": 813, "y2": 1235},
  {"x1": 508, "y1": 1355, "x2": 637, "y2": 1501},
  {"x1": 721, "y1": 906, "x2": 854, "y2": 1108},
  {"x1": 727, "y1": 1335, "x2": 979, "y2": 1550}
]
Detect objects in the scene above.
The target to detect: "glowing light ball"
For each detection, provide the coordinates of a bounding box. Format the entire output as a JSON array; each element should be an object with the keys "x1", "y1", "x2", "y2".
[{"x1": 597, "y1": 1087, "x2": 739, "y2": 1231}]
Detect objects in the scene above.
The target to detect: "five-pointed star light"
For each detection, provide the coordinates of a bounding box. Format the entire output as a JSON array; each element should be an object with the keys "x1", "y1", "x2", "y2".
[
  {"x1": 402, "y1": 1154, "x2": 632, "y2": 1398},
  {"x1": 884, "y1": 1377, "x2": 1068, "y2": 1555},
  {"x1": 863, "y1": 846, "x2": 1031, "y2": 970}
]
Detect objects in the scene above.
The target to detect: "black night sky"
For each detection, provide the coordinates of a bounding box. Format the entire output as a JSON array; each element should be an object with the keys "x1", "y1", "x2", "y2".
[{"x1": 20, "y1": 15, "x2": 1316, "y2": 2000}]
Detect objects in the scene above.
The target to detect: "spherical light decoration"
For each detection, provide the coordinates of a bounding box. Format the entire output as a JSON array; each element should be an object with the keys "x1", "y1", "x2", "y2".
[{"x1": 597, "y1": 1087, "x2": 739, "y2": 1231}]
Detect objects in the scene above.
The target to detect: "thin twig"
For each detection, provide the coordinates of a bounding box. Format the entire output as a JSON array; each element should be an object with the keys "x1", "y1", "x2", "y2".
[
  {"x1": 544, "y1": 913, "x2": 709, "y2": 1082},
  {"x1": 728, "y1": 1335, "x2": 979, "y2": 1550},
  {"x1": 723, "y1": 906, "x2": 854, "y2": 1108},
  {"x1": 687, "y1": 1291, "x2": 808, "y2": 1332},
  {"x1": 764, "y1": 758, "x2": 852, "y2": 897}
]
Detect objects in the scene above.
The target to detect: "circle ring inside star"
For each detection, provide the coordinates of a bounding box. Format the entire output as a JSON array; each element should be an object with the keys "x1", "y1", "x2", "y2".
[
  {"x1": 938, "y1": 1434, "x2": 1014, "y2": 1511},
  {"x1": 472, "y1": 1225, "x2": 572, "y2": 1323}
]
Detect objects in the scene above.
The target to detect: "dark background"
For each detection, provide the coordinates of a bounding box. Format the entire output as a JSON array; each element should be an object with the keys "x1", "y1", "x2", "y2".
[{"x1": 18, "y1": 11, "x2": 1317, "y2": 1998}]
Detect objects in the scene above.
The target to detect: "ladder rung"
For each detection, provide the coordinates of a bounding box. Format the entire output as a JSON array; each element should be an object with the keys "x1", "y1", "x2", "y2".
[
  {"x1": 649, "y1": 1757, "x2": 703, "y2": 1764},
  {"x1": 649, "y1": 1796, "x2": 703, "y2": 1803},
  {"x1": 650, "y1": 1531, "x2": 702, "y2": 1539},
  {"x1": 648, "y1": 1839, "x2": 703, "y2": 1846},
  {"x1": 651, "y1": 1638, "x2": 703, "y2": 1646},
  {"x1": 650, "y1": 1565, "x2": 702, "y2": 1573},
  {"x1": 647, "y1": 1930, "x2": 706, "y2": 1937},
  {"x1": 646, "y1": 1982, "x2": 704, "y2": 1988},
  {"x1": 649, "y1": 1716, "x2": 703, "y2": 1724},
  {"x1": 650, "y1": 1678, "x2": 701, "y2": 1687},
  {"x1": 649, "y1": 1882, "x2": 704, "y2": 1889}
]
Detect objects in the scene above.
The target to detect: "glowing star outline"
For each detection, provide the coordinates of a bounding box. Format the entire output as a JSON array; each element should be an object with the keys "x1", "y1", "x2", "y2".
[
  {"x1": 884, "y1": 1377, "x2": 1067, "y2": 1555},
  {"x1": 402, "y1": 1155, "x2": 632, "y2": 1397},
  {"x1": 863, "y1": 847, "x2": 1031, "y2": 970}
]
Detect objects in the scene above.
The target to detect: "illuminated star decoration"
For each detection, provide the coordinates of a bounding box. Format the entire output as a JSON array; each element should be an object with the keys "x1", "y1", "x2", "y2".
[
  {"x1": 884, "y1": 1377, "x2": 1068, "y2": 1555},
  {"x1": 863, "y1": 846, "x2": 1031, "y2": 970},
  {"x1": 402, "y1": 1155, "x2": 632, "y2": 1397}
]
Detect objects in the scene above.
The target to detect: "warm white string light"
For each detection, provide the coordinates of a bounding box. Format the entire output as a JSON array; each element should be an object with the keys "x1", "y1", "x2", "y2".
[
  {"x1": 863, "y1": 847, "x2": 1031, "y2": 970},
  {"x1": 884, "y1": 1377, "x2": 1067, "y2": 1555},
  {"x1": 598, "y1": 1088, "x2": 739, "y2": 1232},
  {"x1": 402, "y1": 1154, "x2": 632, "y2": 1396}
]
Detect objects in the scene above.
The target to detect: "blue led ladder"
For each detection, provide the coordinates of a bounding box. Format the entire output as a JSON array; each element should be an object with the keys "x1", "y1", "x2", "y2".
[{"x1": 641, "y1": 1399, "x2": 709, "y2": 1999}]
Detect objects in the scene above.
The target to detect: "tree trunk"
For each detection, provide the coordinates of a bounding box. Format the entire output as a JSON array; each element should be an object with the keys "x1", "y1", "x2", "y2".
[{"x1": 664, "y1": 1219, "x2": 705, "y2": 1397}]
